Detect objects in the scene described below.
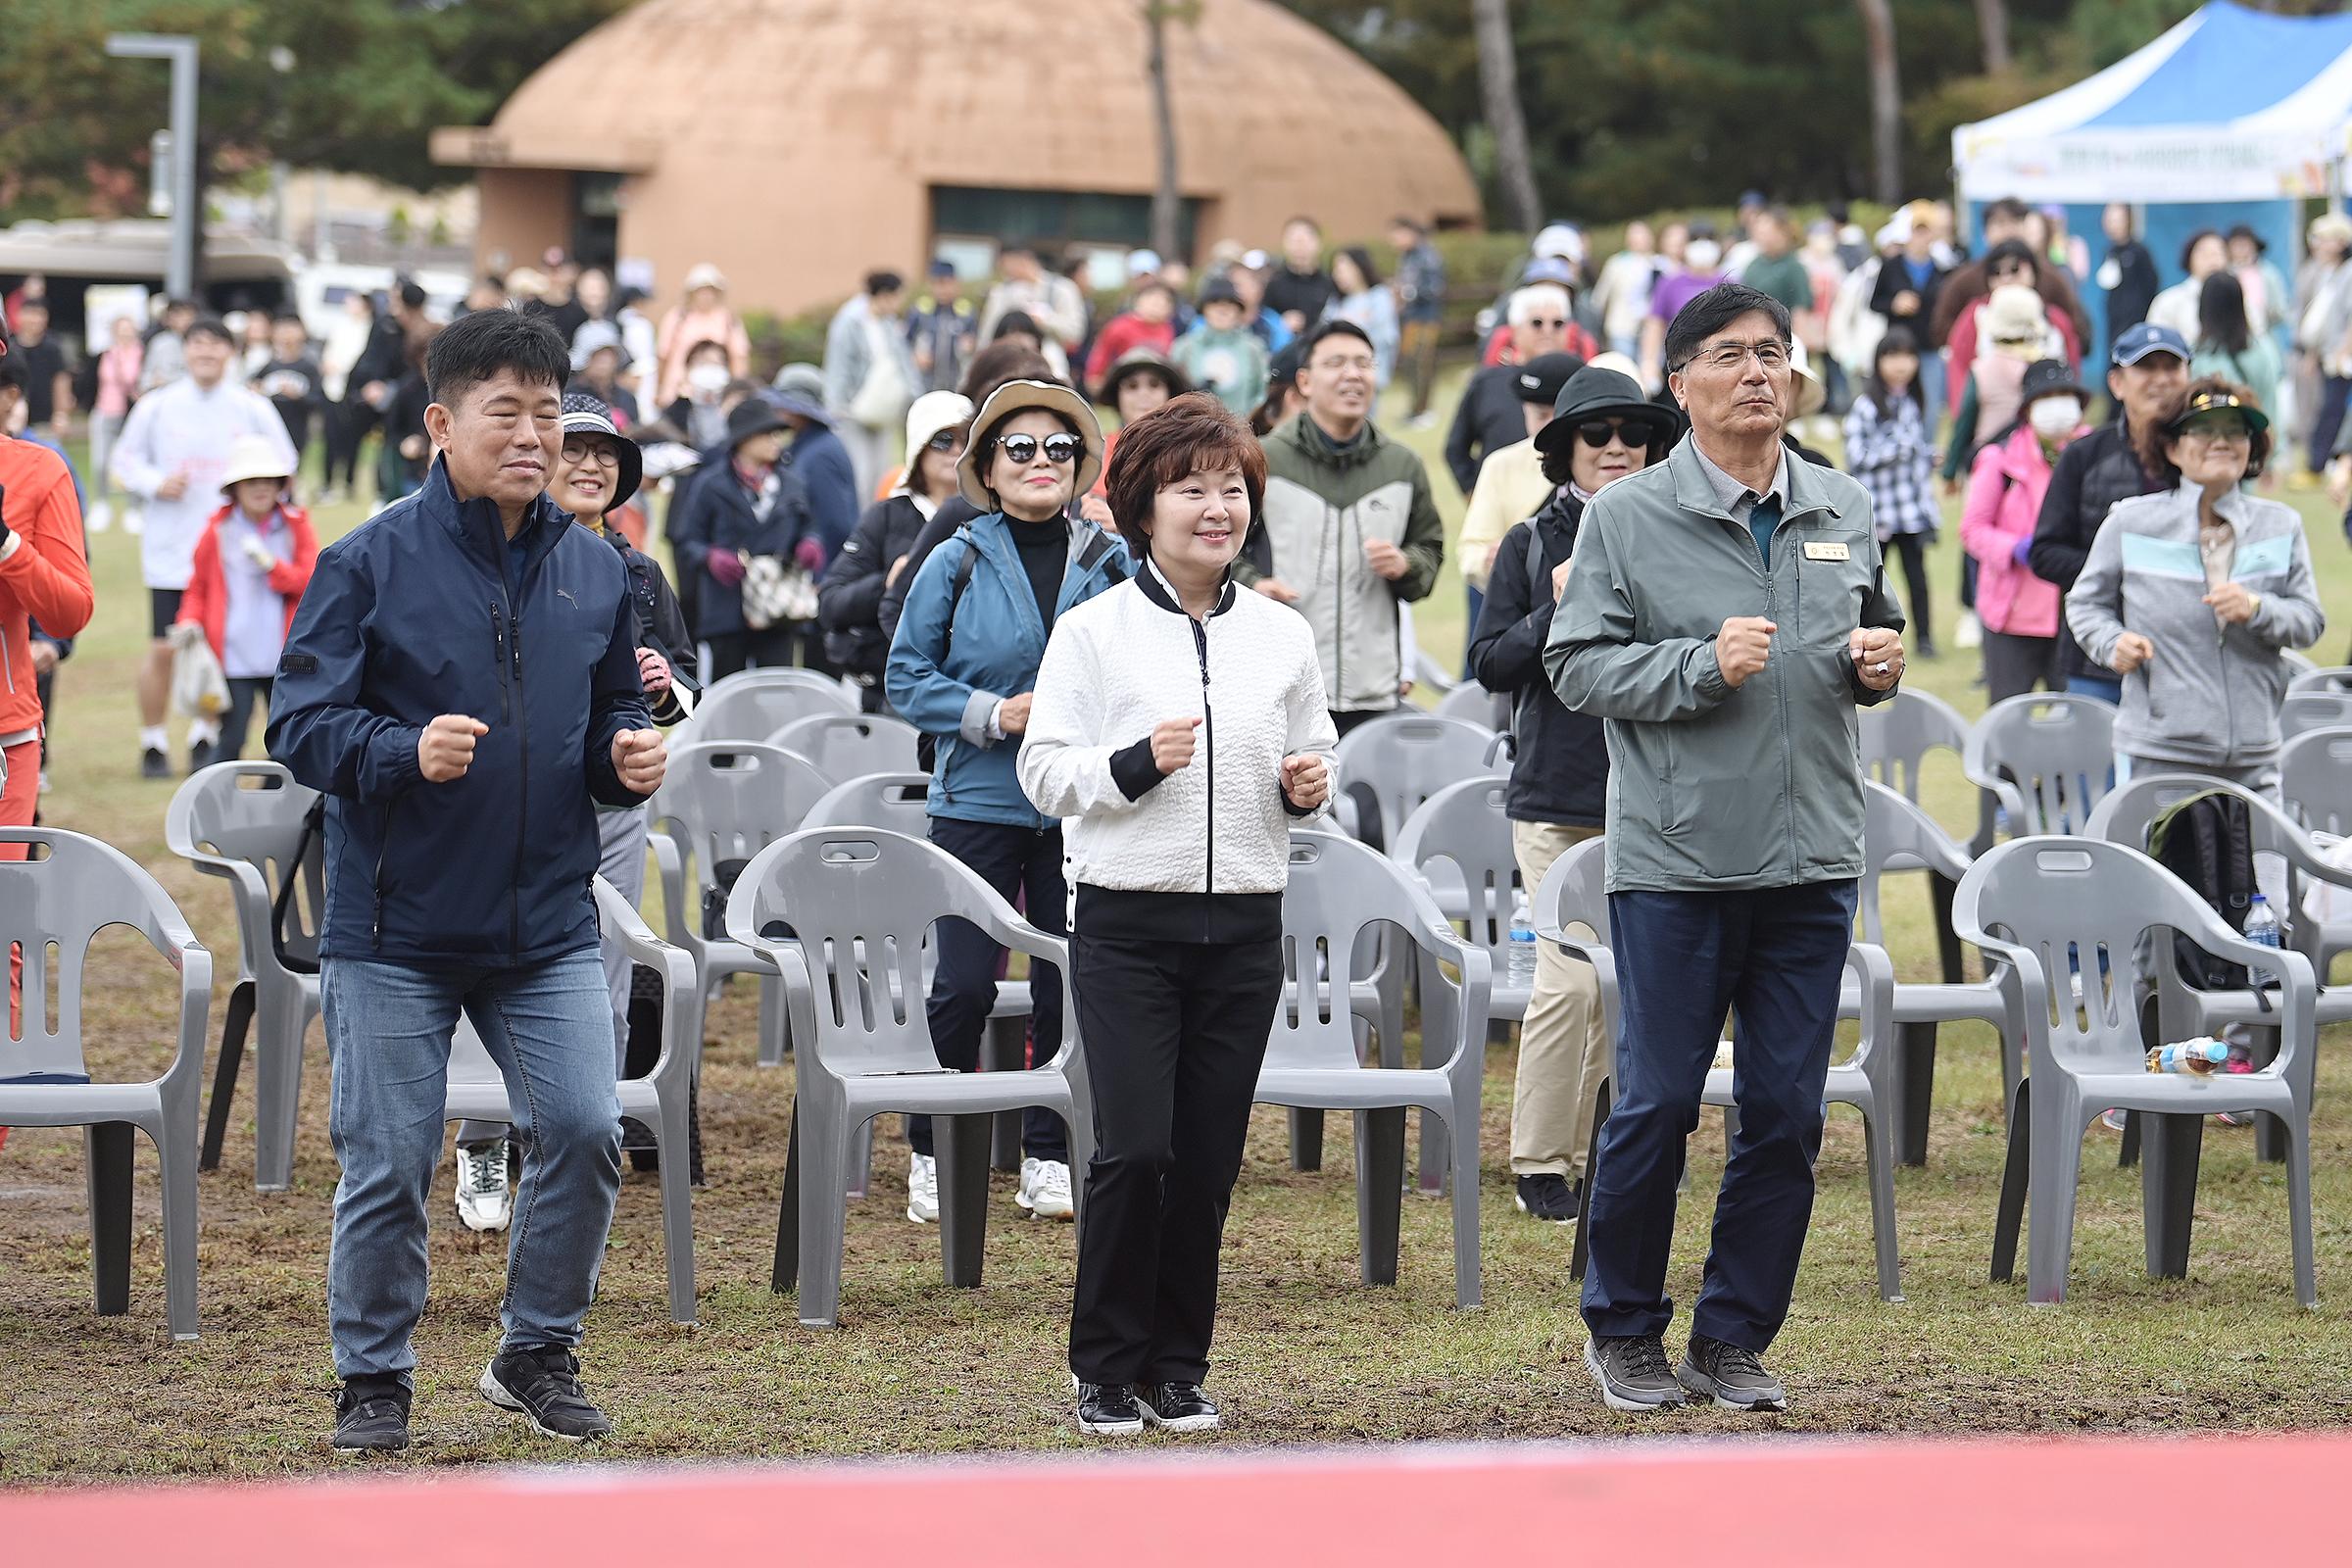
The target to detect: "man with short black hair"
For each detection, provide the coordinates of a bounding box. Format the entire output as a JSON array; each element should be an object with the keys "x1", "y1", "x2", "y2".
[
  {"x1": 1263, "y1": 216, "x2": 1338, "y2": 335},
  {"x1": 110, "y1": 316, "x2": 297, "y2": 777},
  {"x1": 1547, "y1": 282, "x2": 1904, "y2": 1415},
  {"x1": 251, "y1": 312, "x2": 328, "y2": 467},
  {"x1": 9, "y1": 300, "x2": 72, "y2": 438},
  {"x1": 269, "y1": 307, "x2": 666, "y2": 1454},
  {"x1": 1237, "y1": 318, "x2": 1444, "y2": 732}
]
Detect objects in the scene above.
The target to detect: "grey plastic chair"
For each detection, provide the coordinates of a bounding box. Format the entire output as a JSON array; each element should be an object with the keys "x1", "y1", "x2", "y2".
[
  {"x1": 726, "y1": 827, "x2": 1091, "y2": 1328},
  {"x1": 678, "y1": 667, "x2": 856, "y2": 748},
  {"x1": 1434, "y1": 679, "x2": 1506, "y2": 733},
  {"x1": 164, "y1": 760, "x2": 323, "y2": 1192},
  {"x1": 1859, "y1": 684, "x2": 1995, "y2": 862},
  {"x1": 2279, "y1": 728, "x2": 2352, "y2": 981},
  {"x1": 1860, "y1": 781, "x2": 2028, "y2": 1165},
  {"x1": 0, "y1": 829, "x2": 214, "y2": 1339},
  {"x1": 1332, "y1": 713, "x2": 1506, "y2": 852},
  {"x1": 1954, "y1": 835, "x2": 2318, "y2": 1306},
  {"x1": 648, "y1": 742, "x2": 835, "y2": 1068},
  {"x1": 2280, "y1": 646, "x2": 2320, "y2": 677},
  {"x1": 767, "y1": 710, "x2": 922, "y2": 786},
  {"x1": 2279, "y1": 690, "x2": 2352, "y2": 744},
  {"x1": 1410, "y1": 642, "x2": 1459, "y2": 696},
  {"x1": 443, "y1": 878, "x2": 702, "y2": 1323},
  {"x1": 2285, "y1": 663, "x2": 2352, "y2": 696},
  {"x1": 1263, "y1": 831, "x2": 1490, "y2": 1308},
  {"x1": 1963, "y1": 693, "x2": 2117, "y2": 837},
  {"x1": 1535, "y1": 835, "x2": 1905, "y2": 1302}
]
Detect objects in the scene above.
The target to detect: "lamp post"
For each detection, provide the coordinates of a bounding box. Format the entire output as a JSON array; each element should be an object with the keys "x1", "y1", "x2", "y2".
[{"x1": 105, "y1": 32, "x2": 201, "y2": 300}]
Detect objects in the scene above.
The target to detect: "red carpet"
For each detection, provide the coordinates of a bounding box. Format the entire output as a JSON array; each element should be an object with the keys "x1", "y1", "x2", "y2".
[{"x1": 9, "y1": 1431, "x2": 2341, "y2": 1564}]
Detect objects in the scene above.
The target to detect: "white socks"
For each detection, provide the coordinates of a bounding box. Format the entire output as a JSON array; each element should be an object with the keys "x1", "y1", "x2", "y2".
[{"x1": 139, "y1": 725, "x2": 168, "y2": 752}]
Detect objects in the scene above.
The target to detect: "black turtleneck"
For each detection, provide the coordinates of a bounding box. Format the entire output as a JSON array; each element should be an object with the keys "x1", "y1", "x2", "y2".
[{"x1": 1008, "y1": 513, "x2": 1066, "y2": 632}]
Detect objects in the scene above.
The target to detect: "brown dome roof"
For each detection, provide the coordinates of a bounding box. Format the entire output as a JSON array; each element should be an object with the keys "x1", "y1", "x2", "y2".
[{"x1": 458, "y1": 0, "x2": 1480, "y2": 225}]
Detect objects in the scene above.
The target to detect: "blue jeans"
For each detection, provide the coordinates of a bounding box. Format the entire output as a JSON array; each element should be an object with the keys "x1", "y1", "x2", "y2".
[
  {"x1": 1582, "y1": 880, "x2": 1857, "y2": 1351},
  {"x1": 323, "y1": 950, "x2": 621, "y2": 1382},
  {"x1": 2066, "y1": 673, "x2": 2123, "y2": 706}
]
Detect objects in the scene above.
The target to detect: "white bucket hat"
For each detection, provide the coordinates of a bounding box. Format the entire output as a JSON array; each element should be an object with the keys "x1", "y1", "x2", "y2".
[{"x1": 219, "y1": 433, "x2": 294, "y2": 493}]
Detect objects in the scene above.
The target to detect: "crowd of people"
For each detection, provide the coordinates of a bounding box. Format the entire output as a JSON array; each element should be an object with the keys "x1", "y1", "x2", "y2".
[{"x1": 0, "y1": 174, "x2": 2338, "y2": 1447}]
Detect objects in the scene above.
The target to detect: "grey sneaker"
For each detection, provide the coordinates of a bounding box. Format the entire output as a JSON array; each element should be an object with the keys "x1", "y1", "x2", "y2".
[
  {"x1": 1678, "y1": 1335, "x2": 1788, "y2": 1411},
  {"x1": 1584, "y1": 1335, "x2": 1686, "y2": 1412}
]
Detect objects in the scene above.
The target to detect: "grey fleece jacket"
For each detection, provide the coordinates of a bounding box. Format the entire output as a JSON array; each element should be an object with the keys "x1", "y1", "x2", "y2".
[{"x1": 2065, "y1": 481, "x2": 2325, "y2": 766}]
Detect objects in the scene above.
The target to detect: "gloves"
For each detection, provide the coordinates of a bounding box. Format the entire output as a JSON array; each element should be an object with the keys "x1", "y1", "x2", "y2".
[
  {"x1": 794, "y1": 537, "x2": 826, "y2": 572},
  {"x1": 242, "y1": 535, "x2": 278, "y2": 570},
  {"x1": 2011, "y1": 536, "x2": 2034, "y2": 565},
  {"x1": 706, "y1": 549, "x2": 747, "y2": 588}
]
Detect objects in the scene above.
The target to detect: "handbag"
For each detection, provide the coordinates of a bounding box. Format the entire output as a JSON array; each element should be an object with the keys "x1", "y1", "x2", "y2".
[
  {"x1": 741, "y1": 554, "x2": 819, "y2": 629},
  {"x1": 847, "y1": 313, "x2": 909, "y2": 429}
]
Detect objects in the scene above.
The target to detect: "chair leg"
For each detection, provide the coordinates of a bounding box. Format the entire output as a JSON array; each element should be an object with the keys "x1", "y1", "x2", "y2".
[
  {"x1": 2025, "y1": 1080, "x2": 2087, "y2": 1305},
  {"x1": 793, "y1": 1098, "x2": 853, "y2": 1329},
  {"x1": 1416, "y1": 1107, "x2": 1450, "y2": 1198},
  {"x1": 1446, "y1": 1102, "x2": 1482, "y2": 1309},
  {"x1": 1930, "y1": 872, "x2": 1967, "y2": 986},
  {"x1": 985, "y1": 1017, "x2": 1023, "y2": 1173},
  {"x1": 2284, "y1": 1111, "x2": 2318, "y2": 1309},
  {"x1": 2116, "y1": 1109, "x2": 2141, "y2": 1168},
  {"x1": 656, "y1": 1088, "x2": 697, "y2": 1326},
  {"x1": 1857, "y1": 1095, "x2": 1904, "y2": 1302},
  {"x1": 936, "y1": 1111, "x2": 995, "y2": 1290},
  {"x1": 198, "y1": 979, "x2": 255, "y2": 1174},
  {"x1": 1569, "y1": 1076, "x2": 1611, "y2": 1286},
  {"x1": 1895, "y1": 1019, "x2": 1936, "y2": 1167},
  {"x1": 847, "y1": 1117, "x2": 874, "y2": 1200},
  {"x1": 756, "y1": 973, "x2": 789, "y2": 1068},
  {"x1": 86, "y1": 1122, "x2": 135, "y2": 1317},
  {"x1": 2246, "y1": 1025, "x2": 2287, "y2": 1164},
  {"x1": 771, "y1": 1095, "x2": 802, "y2": 1295},
  {"x1": 1354, "y1": 1107, "x2": 1406, "y2": 1288},
  {"x1": 1990, "y1": 1076, "x2": 2030, "y2": 1284},
  {"x1": 2139, "y1": 1111, "x2": 2203, "y2": 1281},
  {"x1": 252, "y1": 987, "x2": 310, "y2": 1193},
  {"x1": 1289, "y1": 1108, "x2": 1325, "y2": 1172},
  {"x1": 154, "y1": 1113, "x2": 201, "y2": 1341}
]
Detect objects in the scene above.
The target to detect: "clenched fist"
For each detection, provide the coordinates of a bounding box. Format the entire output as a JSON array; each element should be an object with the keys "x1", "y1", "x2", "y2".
[
  {"x1": 996, "y1": 692, "x2": 1034, "y2": 737},
  {"x1": 1849, "y1": 627, "x2": 1905, "y2": 692},
  {"x1": 1281, "y1": 753, "x2": 1331, "y2": 810},
  {"x1": 418, "y1": 714, "x2": 488, "y2": 783},
  {"x1": 612, "y1": 728, "x2": 667, "y2": 795},
  {"x1": 1151, "y1": 716, "x2": 1201, "y2": 774},
  {"x1": 1714, "y1": 616, "x2": 1776, "y2": 689},
  {"x1": 2111, "y1": 632, "x2": 2155, "y2": 674}
]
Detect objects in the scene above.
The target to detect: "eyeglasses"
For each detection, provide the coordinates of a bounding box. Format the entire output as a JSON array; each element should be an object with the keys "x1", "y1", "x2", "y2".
[
  {"x1": 1678, "y1": 340, "x2": 1790, "y2": 373},
  {"x1": 560, "y1": 439, "x2": 619, "y2": 466},
  {"x1": 995, "y1": 432, "x2": 1082, "y2": 466},
  {"x1": 1574, "y1": 418, "x2": 1661, "y2": 450},
  {"x1": 2180, "y1": 416, "x2": 2252, "y2": 442},
  {"x1": 925, "y1": 429, "x2": 964, "y2": 454}
]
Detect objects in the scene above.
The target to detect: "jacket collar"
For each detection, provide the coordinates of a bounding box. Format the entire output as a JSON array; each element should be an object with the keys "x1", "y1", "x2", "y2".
[
  {"x1": 1135, "y1": 553, "x2": 1238, "y2": 618},
  {"x1": 421, "y1": 456, "x2": 570, "y2": 580},
  {"x1": 1286, "y1": 412, "x2": 1383, "y2": 469},
  {"x1": 1665, "y1": 432, "x2": 1836, "y2": 525},
  {"x1": 2177, "y1": 478, "x2": 2259, "y2": 531}
]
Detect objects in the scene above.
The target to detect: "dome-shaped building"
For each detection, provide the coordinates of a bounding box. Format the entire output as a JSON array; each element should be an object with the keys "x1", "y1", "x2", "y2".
[{"x1": 431, "y1": 0, "x2": 1481, "y2": 315}]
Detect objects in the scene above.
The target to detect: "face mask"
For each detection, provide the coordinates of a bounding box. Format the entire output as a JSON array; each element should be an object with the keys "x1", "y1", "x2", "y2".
[
  {"x1": 688, "y1": 362, "x2": 728, "y2": 394},
  {"x1": 1684, "y1": 240, "x2": 1722, "y2": 272},
  {"x1": 2029, "y1": 396, "x2": 2082, "y2": 440}
]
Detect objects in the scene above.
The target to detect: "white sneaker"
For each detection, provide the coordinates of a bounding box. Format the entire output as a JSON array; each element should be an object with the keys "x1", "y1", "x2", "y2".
[
  {"x1": 906, "y1": 1152, "x2": 938, "y2": 1224},
  {"x1": 455, "y1": 1140, "x2": 512, "y2": 1233},
  {"x1": 86, "y1": 500, "x2": 114, "y2": 533},
  {"x1": 122, "y1": 507, "x2": 145, "y2": 536},
  {"x1": 1018, "y1": 1156, "x2": 1075, "y2": 1221}
]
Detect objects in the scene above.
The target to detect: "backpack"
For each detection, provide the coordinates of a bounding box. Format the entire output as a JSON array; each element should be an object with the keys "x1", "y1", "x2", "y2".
[
  {"x1": 912, "y1": 526, "x2": 1126, "y2": 773},
  {"x1": 2144, "y1": 789, "x2": 2272, "y2": 1004}
]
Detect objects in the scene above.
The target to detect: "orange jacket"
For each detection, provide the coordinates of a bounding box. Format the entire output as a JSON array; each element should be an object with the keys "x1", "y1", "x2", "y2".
[
  {"x1": 176, "y1": 502, "x2": 318, "y2": 667},
  {"x1": 0, "y1": 439, "x2": 95, "y2": 734}
]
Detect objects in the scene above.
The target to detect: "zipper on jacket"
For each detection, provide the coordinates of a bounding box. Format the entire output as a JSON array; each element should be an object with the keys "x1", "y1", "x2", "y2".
[
  {"x1": 490, "y1": 602, "x2": 512, "y2": 722},
  {"x1": 509, "y1": 598, "x2": 529, "y2": 961},
  {"x1": 1768, "y1": 549, "x2": 1796, "y2": 877},
  {"x1": 1189, "y1": 614, "x2": 1216, "y2": 920}
]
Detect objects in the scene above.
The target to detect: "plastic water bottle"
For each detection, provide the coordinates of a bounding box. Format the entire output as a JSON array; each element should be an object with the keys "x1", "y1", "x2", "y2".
[
  {"x1": 2146, "y1": 1037, "x2": 2230, "y2": 1075},
  {"x1": 2244, "y1": 893, "x2": 2281, "y2": 994},
  {"x1": 1507, "y1": 891, "x2": 1540, "y2": 988}
]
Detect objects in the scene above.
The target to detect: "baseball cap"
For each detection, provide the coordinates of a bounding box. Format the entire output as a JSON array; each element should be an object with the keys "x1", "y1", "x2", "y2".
[
  {"x1": 2112, "y1": 321, "x2": 2189, "y2": 367},
  {"x1": 1513, "y1": 353, "x2": 1583, "y2": 407}
]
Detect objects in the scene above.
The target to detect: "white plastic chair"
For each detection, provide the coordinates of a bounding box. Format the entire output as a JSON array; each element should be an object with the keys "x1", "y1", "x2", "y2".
[
  {"x1": 2279, "y1": 689, "x2": 2352, "y2": 744},
  {"x1": 1963, "y1": 693, "x2": 2117, "y2": 836},
  {"x1": 767, "y1": 710, "x2": 922, "y2": 785},
  {"x1": 678, "y1": 668, "x2": 855, "y2": 748}
]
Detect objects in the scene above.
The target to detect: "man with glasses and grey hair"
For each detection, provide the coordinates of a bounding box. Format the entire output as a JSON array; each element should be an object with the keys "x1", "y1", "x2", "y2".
[{"x1": 1545, "y1": 281, "x2": 1905, "y2": 1416}]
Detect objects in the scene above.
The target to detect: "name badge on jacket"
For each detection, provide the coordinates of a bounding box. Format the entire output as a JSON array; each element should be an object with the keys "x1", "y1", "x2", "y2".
[{"x1": 1802, "y1": 541, "x2": 1851, "y2": 562}]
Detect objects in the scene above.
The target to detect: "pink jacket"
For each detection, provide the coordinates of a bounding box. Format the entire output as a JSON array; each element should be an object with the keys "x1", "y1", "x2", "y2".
[{"x1": 1959, "y1": 422, "x2": 2079, "y2": 638}]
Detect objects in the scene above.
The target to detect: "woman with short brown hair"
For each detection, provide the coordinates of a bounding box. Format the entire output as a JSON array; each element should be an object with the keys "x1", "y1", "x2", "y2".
[{"x1": 1018, "y1": 391, "x2": 1334, "y2": 1438}]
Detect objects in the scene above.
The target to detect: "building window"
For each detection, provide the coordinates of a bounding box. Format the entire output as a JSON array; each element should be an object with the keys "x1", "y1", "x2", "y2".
[{"x1": 929, "y1": 185, "x2": 1200, "y2": 267}]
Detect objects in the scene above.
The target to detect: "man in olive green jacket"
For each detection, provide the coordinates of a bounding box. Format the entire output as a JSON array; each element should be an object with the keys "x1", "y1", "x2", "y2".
[
  {"x1": 1544, "y1": 284, "x2": 1905, "y2": 1416},
  {"x1": 1236, "y1": 319, "x2": 1445, "y2": 728}
]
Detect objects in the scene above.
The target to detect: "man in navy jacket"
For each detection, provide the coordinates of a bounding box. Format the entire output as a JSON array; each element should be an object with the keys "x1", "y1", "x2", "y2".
[{"x1": 269, "y1": 308, "x2": 666, "y2": 1454}]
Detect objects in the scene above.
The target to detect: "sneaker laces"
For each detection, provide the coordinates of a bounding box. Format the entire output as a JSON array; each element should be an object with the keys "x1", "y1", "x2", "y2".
[
  {"x1": 1703, "y1": 1340, "x2": 1767, "y2": 1382},
  {"x1": 1612, "y1": 1337, "x2": 1673, "y2": 1382},
  {"x1": 1035, "y1": 1161, "x2": 1072, "y2": 1202},
  {"x1": 463, "y1": 1142, "x2": 506, "y2": 1194}
]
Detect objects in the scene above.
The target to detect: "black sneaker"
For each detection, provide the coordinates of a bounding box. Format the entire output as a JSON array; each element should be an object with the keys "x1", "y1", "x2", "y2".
[
  {"x1": 1134, "y1": 1381, "x2": 1220, "y2": 1433},
  {"x1": 140, "y1": 747, "x2": 169, "y2": 780},
  {"x1": 480, "y1": 1346, "x2": 613, "y2": 1442},
  {"x1": 1679, "y1": 1335, "x2": 1788, "y2": 1411},
  {"x1": 1585, "y1": 1335, "x2": 1686, "y2": 1412},
  {"x1": 1072, "y1": 1377, "x2": 1146, "y2": 1436},
  {"x1": 187, "y1": 738, "x2": 215, "y2": 775},
  {"x1": 332, "y1": 1377, "x2": 412, "y2": 1453},
  {"x1": 1513, "y1": 1172, "x2": 1578, "y2": 1222}
]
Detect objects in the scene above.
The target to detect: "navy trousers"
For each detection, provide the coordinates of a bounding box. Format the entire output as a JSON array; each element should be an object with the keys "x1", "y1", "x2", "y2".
[{"x1": 1581, "y1": 879, "x2": 1856, "y2": 1351}]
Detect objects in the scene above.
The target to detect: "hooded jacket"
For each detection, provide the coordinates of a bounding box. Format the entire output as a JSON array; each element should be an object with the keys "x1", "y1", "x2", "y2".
[
  {"x1": 267, "y1": 459, "x2": 653, "y2": 967},
  {"x1": 2065, "y1": 482, "x2": 2325, "y2": 767},
  {"x1": 1959, "y1": 422, "x2": 2070, "y2": 639},
  {"x1": 1469, "y1": 490, "x2": 1607, "y2": 827},
  {"x1": 885, "y1": 509, "x2": 1130, "y2": 827},
  {"x1": 0, "y1": 438, "x2": 95, "y2": 737},
  {"x1": 1240, "y1": 415, "x2": 1445, "y2": 712}
]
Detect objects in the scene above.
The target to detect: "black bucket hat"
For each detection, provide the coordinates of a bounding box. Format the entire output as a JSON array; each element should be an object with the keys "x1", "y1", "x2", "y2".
[
  {"x1": 724, "y1": 397, "x2": 793, "y2": 449},
  {"x1": 1534, "y1": 366, "x2": 1682, "y2": 457},
  {"x1": 558, "y1": 393, "x2": 643, "y2": 511},
  {"x1": 2018, "y1": 359, "x2": 2089, "y2": 408}
]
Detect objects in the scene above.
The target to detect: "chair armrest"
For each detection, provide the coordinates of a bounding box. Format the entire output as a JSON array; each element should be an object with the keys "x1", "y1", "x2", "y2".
[
  {"x1": 1959, "y1": 733, "x2": 2030, "y2": 830},
  {"x1": 160, "y1": 939, "x2": 216, "y2": 1098},
  {"x1": 648, "y1": 829, "x2": 694, "y2": 950}
]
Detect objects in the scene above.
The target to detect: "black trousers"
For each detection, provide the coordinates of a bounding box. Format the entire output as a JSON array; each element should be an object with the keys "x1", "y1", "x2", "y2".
[
  {"x1": 324, "y1": 398, "x2": 377, "y2": 492},
  {"x1": 704, "y1": 620, "x2": 834, "y2": 682},
  {"x1": 910, "y1": 815, "x2": 1068, "y2": 1162},
  {"x1": 221, "y1": 676, "x2": 272, "y2": 760},
  {"x1": 1067, "y1": 930, "x2": 1280, "y2": 1387},
  {"x1": 1980, "y1": 630, "x2": 2060, "y2": 705},
  {"x1": 1886, "y1": 531, "x2": 1934, "y2": 648}
]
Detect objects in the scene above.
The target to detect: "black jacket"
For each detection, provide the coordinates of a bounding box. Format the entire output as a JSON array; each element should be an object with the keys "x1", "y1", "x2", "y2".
[
  {"x1": 1467, "y1": 490, "x2": 1606, "y2": 827},
  {"x1": 599, "y1": 523, "x2": 697, "y2": 724},
  {"x1": 877, "y1": 496, "x2": 984, "y2": 644},
  {"x1": 1869, "y1": 255, "x2": 1948, "y2": 338},
  {"x1": 821, "y1": 493, "x2": 936, "y2": 678},
  {"x1": 666, "y1": 459, "x2": 808, "y2": 638},
  {"x1": 1444, "y1": 365, "x2": 1532, "y2": 496},
  {"x1": 2101, "y1": 242, "x2": 2162, "y2": 340},
  {"x1": 2029, "y1": 416, "x2": 2166, "y2": 681},
  {"x1": 349, "y1": 312, "x2": 407, "y2": 395}
]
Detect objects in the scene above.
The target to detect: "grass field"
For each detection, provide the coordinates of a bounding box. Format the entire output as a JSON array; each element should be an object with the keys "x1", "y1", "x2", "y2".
[{"x1": 3, "y1": 378, "x2": 2350, "y2": 1481}]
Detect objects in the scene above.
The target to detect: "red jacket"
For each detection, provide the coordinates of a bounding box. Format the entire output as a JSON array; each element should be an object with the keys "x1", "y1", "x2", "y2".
[
  {"x1": 0, "y1": 439, "x2": 95, "y2": 735},
  {"x1": 176, "y1": 503, "x2": 318, "y2": 666},
  {"x1": 1083, "y1": 313, "x2": 1177, "y2": 394}
]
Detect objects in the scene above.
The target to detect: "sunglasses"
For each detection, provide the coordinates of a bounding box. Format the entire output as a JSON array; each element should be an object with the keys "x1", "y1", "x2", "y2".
[
  {"x1": 995, "y1": 433, "x2": 1082, "y2": 466},
  {"x1": 925, "y1": 429, "x2": 963, "y2": 454},
  {"x1": 1574, "y1": 418, "x2": 1661, "y2": 450}
]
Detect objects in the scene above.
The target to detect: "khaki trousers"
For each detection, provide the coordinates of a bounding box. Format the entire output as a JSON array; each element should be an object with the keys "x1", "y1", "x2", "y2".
[{"x1": 1508, "y1": 819, "x2": 1612, "y2": 1179}]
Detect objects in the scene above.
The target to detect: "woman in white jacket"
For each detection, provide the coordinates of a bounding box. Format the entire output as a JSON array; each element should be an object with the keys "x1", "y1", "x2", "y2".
[{"x1": 1018, "y1": 392, "x2": 1337, "y2": 1438}]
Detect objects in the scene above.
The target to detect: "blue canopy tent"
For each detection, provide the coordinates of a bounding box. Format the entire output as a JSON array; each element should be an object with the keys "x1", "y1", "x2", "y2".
[{"x1": 1953, "y1": 0, "x2": 2352, "y2": 370}]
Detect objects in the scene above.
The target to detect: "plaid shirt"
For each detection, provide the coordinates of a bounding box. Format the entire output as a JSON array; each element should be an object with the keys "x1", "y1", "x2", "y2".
[{"x1": 1842, "y1": 393, "x2": 1939, "y2": 538}]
